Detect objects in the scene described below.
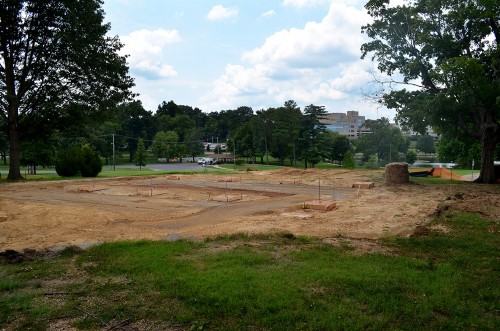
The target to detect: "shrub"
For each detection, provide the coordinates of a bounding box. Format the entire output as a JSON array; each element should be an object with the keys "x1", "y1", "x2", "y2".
[
  {"x1": 405, "y1": 150, "x2": 417, "y2": 165},
  {"x1": 55, "y1": 146, "x2": 82, "y2": 177},
  {"x1": 55, "y1": 145, "x2": 102, "y2": 177},
  {"x1": 364, "y1": 154, "x2": 379, "y2": 169},
  {"x1": 343, "y1": 151, "x2": 355, "y2": 169},
  {"x1": 80, "y1": 145, "x2": 102, "y2": 177}
]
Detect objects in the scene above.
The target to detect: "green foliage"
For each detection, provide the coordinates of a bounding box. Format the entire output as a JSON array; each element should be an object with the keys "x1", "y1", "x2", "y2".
[
  {"x1": 263, "y1": 101, "x2": 303, "y2": 166},
  {"x1": 80, "y1": 145, "x2": 102, "y2": 177},
  {"x1": 361, "y1": 0, "x2": 500, "y2": 182},
  {"x1": 364, "y1": 154, "x2": 378, "y2": 169},
  {"x1": 119, "y1": 101, "x2": 156, "y2": 162},
  {"x1": 55, "y1": 146, "x2": 83, "y2": 177},
  {"x1": 1, "y1": 0, "x2": 134, "y2": 180},
  {"x1": 405, "y1": 150, "x2": 417, "y2": 165},
  {"x1": 343, "y1": 150, "x2": 355, "y2": 169},
  {"x1": 324, "y1": 132, "x2": 351, "y2": 164},
  {"x1": 300, "y1": 104, "x2": 328, "y2": 168},
  {"x1": 20, "y1": 139, "x2": 57, "y2": 173},
  {"x1": 55, "y1": 145, "x2": 101, "y2": 177},
  {"x1": 436, "y1": 134, "x2": 483, "y2": 168},
  {"x1": 356, "y1": 118, "x2": 409, "y2": 165},
  {"x1": 134, "y1": 139, "x2": 147, "y2": 170},
  {"x1": 416, "y1": 135, "x2": 436, "y2": 154},
  {"x1": 1, "y1": 211, "x2": 498, "y2": 329},
  {"x1": 151, "y1": 131, "x2": 180, "y2": 162}
]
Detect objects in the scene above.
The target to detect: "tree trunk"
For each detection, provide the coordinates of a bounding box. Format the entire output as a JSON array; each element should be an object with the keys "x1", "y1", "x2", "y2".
[
  {"x1": 7, "y1": 108, "x2": 23, "y2": 180},
  {"x1": 475, "y1": 125, "x2": 498, "y2": 183},
  {"x1": 474, "y1": 110, "x2": 499, "y2": 184}
]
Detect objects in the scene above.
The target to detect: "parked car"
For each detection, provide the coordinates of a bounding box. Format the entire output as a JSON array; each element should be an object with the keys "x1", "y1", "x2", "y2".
[{"x1": 197, "y1": 157, "x2": 214, "y2": 165}]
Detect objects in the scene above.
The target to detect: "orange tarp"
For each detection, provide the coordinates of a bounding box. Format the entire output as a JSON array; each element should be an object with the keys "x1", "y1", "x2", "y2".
[{"x1": 431, "y1": 167, "x2": 464, "y2": 180}]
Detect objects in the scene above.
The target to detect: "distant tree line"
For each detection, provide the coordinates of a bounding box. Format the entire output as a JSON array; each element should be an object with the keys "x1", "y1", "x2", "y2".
[{"x1": 59, "y1": 99, "x2": 356, "y2": 169}]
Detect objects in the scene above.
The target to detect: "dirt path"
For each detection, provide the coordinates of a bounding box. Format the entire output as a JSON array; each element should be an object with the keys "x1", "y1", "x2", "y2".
[{"x1": 1, "y1": 169, "x2": 498, "y2": 251}]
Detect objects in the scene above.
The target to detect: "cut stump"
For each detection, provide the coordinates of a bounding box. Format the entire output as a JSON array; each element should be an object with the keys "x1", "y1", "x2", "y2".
[{"x1": 385, "y1": 162, "x2": 409, "y2": 184}]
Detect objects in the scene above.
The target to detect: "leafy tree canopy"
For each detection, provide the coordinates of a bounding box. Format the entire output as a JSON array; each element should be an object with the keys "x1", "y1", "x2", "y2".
[
  {"x1": 0, "y1": 0, "x2": 134, "y2": 179},
  {"x1": 151, "y1": 131, "x2": 179, "y2": 162},
  {"x1": 356, "y1": 118, "x2": 409, "y2": 165},
  {"x1": 416, "y1": 135, "x2": 436, "y2": 154},
  {"x1": 361, "y1": 0, "x2": 499, "y2": 183}
]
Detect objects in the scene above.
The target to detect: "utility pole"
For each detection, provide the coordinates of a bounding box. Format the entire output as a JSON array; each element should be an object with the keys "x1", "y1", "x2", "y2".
[{"x1": 112, "y1": 134, "x2": 115, "y2": 171}]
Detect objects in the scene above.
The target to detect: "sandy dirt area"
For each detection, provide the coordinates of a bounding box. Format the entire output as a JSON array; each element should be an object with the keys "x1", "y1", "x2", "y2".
[{"x1": 1, "y1": 168, "x2": 499, "y2": 251}]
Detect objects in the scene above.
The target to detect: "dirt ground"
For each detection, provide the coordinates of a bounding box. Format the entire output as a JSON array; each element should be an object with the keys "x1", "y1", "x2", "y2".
[{"x1": 1, "y1": 168, "x2": 499, "y2": 252}]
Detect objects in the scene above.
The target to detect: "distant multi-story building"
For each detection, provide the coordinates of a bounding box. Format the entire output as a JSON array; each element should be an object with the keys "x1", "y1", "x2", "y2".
[{"x1": 321, "y1": 111, "x2": 367, "y2": 139}]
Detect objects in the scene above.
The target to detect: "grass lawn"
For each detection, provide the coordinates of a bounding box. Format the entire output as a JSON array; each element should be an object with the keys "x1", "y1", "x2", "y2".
[
  {"x1": 0, "y1": 166, "x2": 235, "y2": 182},
  {"x1": 1, "y1": 210, "x2": 498, "y2": 330}
]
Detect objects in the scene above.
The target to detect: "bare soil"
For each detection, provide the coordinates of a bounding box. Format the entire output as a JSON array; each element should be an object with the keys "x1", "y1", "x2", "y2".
[{"x1": 1, "y1": 168, "x2": 499, "y2": 251}]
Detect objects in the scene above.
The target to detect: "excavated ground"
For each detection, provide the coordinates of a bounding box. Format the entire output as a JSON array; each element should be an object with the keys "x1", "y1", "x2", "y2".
[{"x1": 1, "y1": 168, "x2": 499, "y2": 251}]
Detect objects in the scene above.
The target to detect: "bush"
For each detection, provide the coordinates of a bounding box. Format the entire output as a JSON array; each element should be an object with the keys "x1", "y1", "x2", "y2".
[
  {"x1": 55, "y1": 146, "x2": 82, "y2": 177},
  {"x1": 80, "y1": 145, "x2": 102, "y2": 177},
  {"x1": 343, "y1": 151, "x2": 355, "y2": 169},
  {"x1": 55, "y1": 145, "x2": 102, "y2": 177},
  {"x1": 405, "y1": 150, "x2": 417, "y2": 165},
  {"x1": 364, "y1": 154, "x2": 379, "y2": 169}
]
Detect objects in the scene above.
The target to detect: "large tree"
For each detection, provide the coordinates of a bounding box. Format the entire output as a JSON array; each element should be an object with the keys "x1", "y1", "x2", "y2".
[
  {"x1": 119, "y1": 101, "x2": 155, "y2": 162},
  {"x1": 300, "y1": 104, "x2": 327, "y2": 168},
  {"x1": 356, "y1": 118, "x2": 409, "y2": 165},
  {"x1": 151, "y1": 131, "x2": 180, "y2": 162},
  {"x1": 0, "y1": 0, "x2": 134, "y2": 180},
  {"x1": 361, "y1": 0, "x2": 499, "y2": 183}
]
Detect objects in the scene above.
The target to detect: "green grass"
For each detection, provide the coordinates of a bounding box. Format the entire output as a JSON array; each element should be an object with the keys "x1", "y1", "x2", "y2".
[
  {"x1": 410, "y1": 177, "x2": 465, "y2": 185},
  {"x1": 0, "y1": 166, "x2": 235, "y2": 182},
  {"x1": 450, "y1": 169, "x2": 480, "y2": 176},
  {"x1": 1, "y1": 212, "x2": 498, "y2": 330}
]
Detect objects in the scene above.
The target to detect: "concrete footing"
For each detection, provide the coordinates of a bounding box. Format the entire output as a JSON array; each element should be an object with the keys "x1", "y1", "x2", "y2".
[
  {"x1": 279, "y1": 179, "x2": 302, "y2": 185},
  {"x1": 218, "y1": 177, "x2": 240, "y2": 182},
  {"x1": 302, "y1": 200, "x2": 337, "y2": 211},
  {"x1": 352, "y1": 182, "x2": 375, "y2": 189}
]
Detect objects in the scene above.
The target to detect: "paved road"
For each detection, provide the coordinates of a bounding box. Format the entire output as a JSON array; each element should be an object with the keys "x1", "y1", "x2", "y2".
[
  {"x1": 1, "y1": 162, "x2": 216, "y2": 175},
  {"x1": 115, "y1": 162, "x2": 216, "y2": 172}
]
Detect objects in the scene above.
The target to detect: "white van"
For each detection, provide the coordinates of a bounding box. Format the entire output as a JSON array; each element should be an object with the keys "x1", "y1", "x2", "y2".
[{"x1": 197, "y1": 157, "x2": 214, "y2": 165}]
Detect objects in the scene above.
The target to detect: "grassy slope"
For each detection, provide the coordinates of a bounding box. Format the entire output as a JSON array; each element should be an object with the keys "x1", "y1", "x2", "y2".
[{"x1": 1, "y1": 210, "x2": 498, "y2": 330}]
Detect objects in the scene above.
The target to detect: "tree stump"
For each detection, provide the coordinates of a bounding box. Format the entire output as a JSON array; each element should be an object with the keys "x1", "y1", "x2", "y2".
[{"x1": 385, "y1": 162, "x2": 409, "y2": 184}]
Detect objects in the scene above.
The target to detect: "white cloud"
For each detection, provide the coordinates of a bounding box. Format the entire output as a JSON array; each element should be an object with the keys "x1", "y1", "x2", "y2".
[
  {"x1": 201, "y1": 2, "x2": 376, "y2": 113},
  {"x1": 260, "y1": 10, "x2": 276, "y2": 19},
  {"x1": 282, "y1": 0, "x2": 329, "y2": 8},
  {"x1": 244, "y1": 3, "x2": 369, "y2": 66},
  {"x1": 282, "y1": 0, "x2": 367, "y2": 8},
  {"x1": 120, "y1": 28, "x2": 181, "y2": 79},
  {"x1": 206, "y1": 5, "x2": 238, "y2": 21}
]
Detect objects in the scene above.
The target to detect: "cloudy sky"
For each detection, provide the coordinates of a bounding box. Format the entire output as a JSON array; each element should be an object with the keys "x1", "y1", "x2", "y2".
[{"x1": 103, "y1": 0, "x2": 397, "y2": 119}]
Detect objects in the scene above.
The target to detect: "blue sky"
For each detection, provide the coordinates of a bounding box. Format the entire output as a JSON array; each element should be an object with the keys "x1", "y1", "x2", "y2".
[{"x1": 103, "y1": 0, "x2": 398, "y2": 119}]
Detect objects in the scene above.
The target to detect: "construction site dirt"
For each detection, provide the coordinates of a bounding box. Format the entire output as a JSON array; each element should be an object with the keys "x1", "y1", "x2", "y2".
[{"x1": 1, "y1": 168, "x2": 498, "y2": 251}]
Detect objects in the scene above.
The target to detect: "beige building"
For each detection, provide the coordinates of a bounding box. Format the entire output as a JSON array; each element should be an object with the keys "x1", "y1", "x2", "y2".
[{"x1": 321, "y1": 111, "x2": 368, "y2": 138}]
